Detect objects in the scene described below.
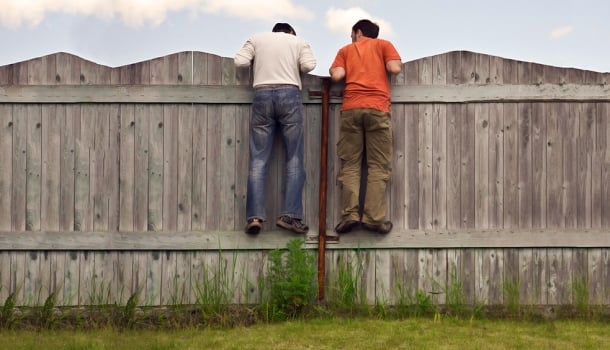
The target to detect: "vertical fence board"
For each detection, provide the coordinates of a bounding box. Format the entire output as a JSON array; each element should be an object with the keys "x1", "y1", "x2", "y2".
[
  {"x1": 60, "y1": 106, "x2": 77, "y2": 231},
  {"x1": 163, "y1": 105, "x2": 179, "y2": 231},
  {"x1": 78, "y1": 252, "x2": 94, "y2": 305},
  {"x1": 148, "y1": 105, "x2": 164, "y2": 231},
  {"x1": 119, "y1": 105, "x2": 135, "y2": 231},
  {"x1": 563, "y1": 104, "x2": 579, "y2": 228},
  {"x1": 417, "y1": 249, "x2": 434, "y2": 300},
  {"x1": 404, "y1": 105, "x2": 419, "y2": 229},
  {"x1": 221, "y1": 105, "x2": 237, "y2": 230},
  {"x1": 531, "y1": 103, "x2": 547, "y2": 228},
  {"x1": 177, "y1": 105, "x2": 193, "y2": 231},
  {"x1": 161, "y1": 251, "x2": 177, "y2": 305},
  {"x1": 418, "y1": 105, "x2": 433, "y2": 229},
  {"x1": 133, "y1": 105, "x2": 149, "y2": 231},
  {"x1": 191, "y1": 106, "x2": 208, "y2": 230},
  {"x1": 546, "y1": 103, "x2": 563, "y2": 228},
  {"x1": 375, "y1": 250, "x2": 391, "y2": 304},
  {"x1": 601, "y1": 104, "x2": 610, "y2": 228},
  {"x1": 50, "y1": 252, "x2": 65, "y2": 304},
  {"x1": 74, "y1": 107, "x2": 92, "y2": 232},
  {"x1": 475, "y1": 103, "x2": 489, "y2": 229},
  {"x1": 0, "y1": 252, "x2": 9, "y2": 302},
  {"x1": 205, "y1": 105, "x2": 221, "y2": 229},
  {"x1": 175, "y1": 251, "x2": 191, "y2": 304},
  {"x1": 92, "y1": 106, "x2": 110, "y2": 231},
  {"x1": 63, "y1": 251, "x2": 79, "y2": 305},
  {"x1": 488, "y1": 103, "x2": 504, "y2": 228},
  {"x1": 25, "y1": 105, "x2": 42, "y2": 231},
  {"x1": 432, "y1": 104, "x2": 447, "y2": 230},
  {"x1": 518, "y1": 103, "x2": 533, "y2": 228},
  {"x1": 116, "y1": 251, "x2": 133, "y2": 305},
  {"x1": 107, "y1": 107, "x2": 121, "y2": 232},
  {"x1": 0, "y1": 106, "x2": 12, "y2": 230},
  {"x1": 303, "y1": 104, "x2": 319, "y2": 229},
  {"x1": 41, "y1": 105, "x2": 61, "y2": 231},
  {"x1": 446, "y1": 104, "x2": 460, "y2": 229}
]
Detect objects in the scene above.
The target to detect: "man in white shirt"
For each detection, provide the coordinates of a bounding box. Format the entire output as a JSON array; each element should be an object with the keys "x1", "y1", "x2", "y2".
[{"x1": 235, "y1": 23, "x2": 316, "y2": 235}]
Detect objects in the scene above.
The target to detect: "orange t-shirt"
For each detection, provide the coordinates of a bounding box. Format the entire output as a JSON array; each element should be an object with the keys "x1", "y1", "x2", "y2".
[{"x1": 331, "y1": 37, "x2": 401, "y2": 112}]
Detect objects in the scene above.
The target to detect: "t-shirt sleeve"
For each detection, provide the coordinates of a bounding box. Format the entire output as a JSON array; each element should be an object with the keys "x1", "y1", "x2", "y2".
[
  {"x1": 330, "y1": 48, "x2": 346, "y2": 69},
  {"x1": 382, "y1": 41, "x2": 401, "y2": 62}
]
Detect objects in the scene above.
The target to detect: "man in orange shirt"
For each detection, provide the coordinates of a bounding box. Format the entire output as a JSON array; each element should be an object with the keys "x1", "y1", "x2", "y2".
[{"x1": 329, "y1": 19, "x2": 402, "y2": 234}]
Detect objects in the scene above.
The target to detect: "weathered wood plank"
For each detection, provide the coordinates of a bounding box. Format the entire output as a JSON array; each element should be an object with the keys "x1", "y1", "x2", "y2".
[
  {"x1": 0, "y1": 105, "x2": 12, "y2": 231},
  {"x1": 119, "y1": 105, "x2": 135, "y2": 231},
  {"x1": 41, "y1": 105, "x2": 61, "y2": 231},
  {"x1": 418, "y1": 104, "x2": 433, "y2": 229},
  {"x1": 205, "y1": 105, "x2": 221, "y2": 229},
  {"x1": 148, "y1": 105, "x2": 164, "y2": 231},
  {"x1": 107, "y1": 106, "x2": 121, "y2": 232},
  {"x1": 3, "y1": 84, "x2": 610, "y2": 104},
  {"x1": 460, "y1": 105, "x2": 475, "y2": 228},
  {"x1": 116, "y1": 251, "x2": 133, "y2": 305},
  {"x1": 601, "y1": 103, "x2": 610, "y2": 228},
  {"x1": 92, "y1": 105, "x2": 110, "y2": 231},
  {"x1": 405, "y1": 105, "x2": 420, "y2": 229},
  {"x1": 191, "y1": 105, "x2": 208, "y2": 231},
  {"x1": 133, "y1": 105, "x2": 149, "y2": 231},
  {"x1": 503, "y1": 103, "x2": 518, "y2": 228},
  {"x1": 563, "y1": 103, "x2": 579, "y2": 228},
  {"x1": 220, "y1": 105, "x2": 237, "y2": 230},
  {"x1": 390, "y1": 103, "x2": 406, "y2": 230},
  {"x1": 488, "y1": 103, "x2": 504, "y2": 228},
  {"x1": 74, "y1": 106, "x2": 93, "y2": 232},
  {"x1": 0, "y1": 252, "x2": 9, "y2": 302},
  {"x1": 474, "y1": 103, "x2": 489, "y2": 229},
  {"x1": 531, "y1": 103, "x2": 546, "y2": 228},
  {"x1": 25, "y1": 105, "x2": 42, "y2": 231},
  {"x1": 546, "y1": 102, "x2": 564, "y2": 228},
  {"x1": 518, "y1": 102, "x2": 533, "y2": 228},
  {"x1": 78, "y1": 251, "x2": 94, "y2": 305},
  {"x1": 163, "y1": 104, "x2": 179, "y2": 231},
  {"x1": 177, "y1": 105, "x2": 193, "y2": 231},
  {"x1": 303, "y1": 104, "x2": 320, "y2": 231},
  {"x1": 446, "y1": 104, "x2": 460, "y2": 229},
  {"x1": 63, "y1": 251, "x2": 79, "y2": 305},
  {"x1": 431, "y1": 104, "x2": 447, "y2": 230},
  {"x1": 175, "y1": 251, "x2": 191, "y2": 304},
  {"x1": 59, "y1": 106, "x2": 77, "y2": 231}
]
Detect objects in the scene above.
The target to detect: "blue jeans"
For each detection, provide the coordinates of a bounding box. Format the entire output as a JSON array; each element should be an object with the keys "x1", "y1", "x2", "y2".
[{"x1": 246, "y1": 85, "x2": 305, "y2": 222}]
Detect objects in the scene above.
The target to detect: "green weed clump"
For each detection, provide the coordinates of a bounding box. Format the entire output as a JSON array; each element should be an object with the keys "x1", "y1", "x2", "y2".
[{"x1": 263, "y1": 239, "x2": 317, "y2": 321}]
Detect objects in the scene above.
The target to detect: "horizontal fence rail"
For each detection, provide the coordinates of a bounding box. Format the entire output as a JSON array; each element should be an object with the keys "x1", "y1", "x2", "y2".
[{"x1": 1, "y1": 83, "x2": 610, "y2": 104}]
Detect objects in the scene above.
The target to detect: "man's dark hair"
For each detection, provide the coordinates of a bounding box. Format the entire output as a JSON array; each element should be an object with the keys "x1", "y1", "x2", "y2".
[
  {"x1": 352, "y1": 19, "x2": 379, "y2": 39},
  {"x1": 272, "y1": 23, "x2": 296, "y2": 35}
]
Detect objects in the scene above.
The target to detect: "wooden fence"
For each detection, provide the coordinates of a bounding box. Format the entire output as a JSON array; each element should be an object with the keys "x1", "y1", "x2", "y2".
[{"x1": 0, "y1": 50, "x2": 609, "y2": 307}]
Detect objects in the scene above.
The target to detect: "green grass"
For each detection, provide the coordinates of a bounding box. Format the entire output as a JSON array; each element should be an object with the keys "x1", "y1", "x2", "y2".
[{"x1": 0, "y1": 318, "x2": 608, "y2": 349}]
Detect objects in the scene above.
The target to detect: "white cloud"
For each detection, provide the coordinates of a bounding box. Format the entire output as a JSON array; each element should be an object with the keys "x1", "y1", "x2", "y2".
[
  {"x1": 0, "y1": 0, "x2": 314, "y2": 28},
  {"x1": 550, "y1": 25, "x2": 573, "y2": 40},
  {"x1": 325, "y1": 6, "x2": 394, "y2": 38}
]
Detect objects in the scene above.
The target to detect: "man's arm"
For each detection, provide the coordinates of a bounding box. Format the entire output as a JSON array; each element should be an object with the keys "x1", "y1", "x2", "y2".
[
  {"x1": 386, "y1": 60, "x2": 402, "y2": 75},
  {"x1": 329, "y1": 67, "x2": 345, "y2": 82},
  {"x1": 234, "y1": 39, "x2": 254, "y2": 67},
  {"x1": 299, "y1": 42, "x2": 317, "y2": 73}
]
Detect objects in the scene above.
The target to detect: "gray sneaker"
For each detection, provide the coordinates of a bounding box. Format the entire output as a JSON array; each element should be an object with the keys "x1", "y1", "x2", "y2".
[{"x1": 276, "y1": 215, "x2": 309, "y2": 234}]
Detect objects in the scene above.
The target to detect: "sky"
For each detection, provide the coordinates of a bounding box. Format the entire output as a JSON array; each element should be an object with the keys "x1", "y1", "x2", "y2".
[{"x1": 0, "y1": 0, "x2": 609, "y2": 76}]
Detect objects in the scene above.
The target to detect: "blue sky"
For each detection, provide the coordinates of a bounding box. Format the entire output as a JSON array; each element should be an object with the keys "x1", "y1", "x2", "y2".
[{"x1": 1, "y1": 0, "x2": 609, "y2": 76}]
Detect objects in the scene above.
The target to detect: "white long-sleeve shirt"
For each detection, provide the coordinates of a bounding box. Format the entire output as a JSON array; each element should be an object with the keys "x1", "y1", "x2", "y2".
[{"x1": 234, "y1": 31, "x2": 316, "y2": 90}]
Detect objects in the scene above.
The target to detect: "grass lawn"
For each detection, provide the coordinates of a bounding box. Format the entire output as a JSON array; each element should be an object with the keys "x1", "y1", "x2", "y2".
[{"x1": 1, "y1": 318, "x2": 608, "y2": 349}]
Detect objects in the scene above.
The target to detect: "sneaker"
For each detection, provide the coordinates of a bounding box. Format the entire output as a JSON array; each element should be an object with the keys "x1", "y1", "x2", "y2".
[
  {"x1": 334, "y1": 219, "x2": 359, "y2": 234},
  {"x1": 245, "y1": 218, "x2": 262, "y2": 235},
  {"x1": 362, "y1": 221, "x2": 393, "y2": 234},
  {"x1": 276, "y1": 215, "x2": 309, "y2": 234}
]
